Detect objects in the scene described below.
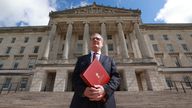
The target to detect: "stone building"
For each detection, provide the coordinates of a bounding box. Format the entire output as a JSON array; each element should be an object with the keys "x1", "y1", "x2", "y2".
[{"x1": 0, "y1": 3, "x2": 192, "y2": 92}]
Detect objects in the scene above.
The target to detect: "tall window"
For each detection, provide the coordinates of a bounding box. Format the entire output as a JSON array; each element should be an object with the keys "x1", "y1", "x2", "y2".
[
  {"x1": 62, "y1": 44, "x2": 65, "y2": 51},
  {"x1": 78, "y1": 35, "x2": 83, "y2": 40},
  {"x1": 152, "y1": 44, "x2": 159, "y2": 52},
  {"x1": 24, "y1": 37, "x2": 29, "y2": 43},
  {"x1": 181, "y1": 44, "x2": 189, "y2": 51},
  {"x1": 34, "y1": 46, "x2": 39, "y2": 53},
  {"x1": 28, "y1": 57, "x2": 37, "y2": 69},
  {"x1": 13, "y1": 62, "x2": 19, "y2": 69},
  {"x1": 166, "y1": 44, "x2": 174, "y2": 52},
  {"x1": 0, "y1": 38, "x2": 3, "y2": 43},
  {"x1": 163, "y1": 35, "x2": 169, "y2": 40},
  {"x1": 20, "y1": 47, "x2": 25, "y2": 54},
  {"x1": 20, "y1": 78, "x2": 28, "y2": 89},
  {"x1": 3, "y1": 78, "x2": 12, "y2": 89},
  {"x1": 176, "y1": 34, "x2": 182, "y2": 40},
  {"x1": 171, "y1": 56, "x2": 181, "y2": 67},
  {"x1": 11, "y1": 37, "x2": 16, "y2": 43},
  {"x1": 6, "y1": 47, "x2": 11, "y2": 54},
  {"x1": 165, "y1": 77, "x2": 173, "y2": 87},
  {"x1": 108, "y1": 43, "x2": 114, "y2": 51},
  {"x1": 149, "y1": 34, "x2": 155, "y2": 40},
  {"x1": 183, "y1": 76, "x2": 191, "y2": 87},
  {"x1": 0, "y1": 63, "x2": 3, "y2": 69},
  {"x1": 76, "y1": 43, "x2": 83, "y2": 53},
  {"x1": 37, "y1": 37, "x2": 42, "y2": 42},
  {"x1": 155, "y1": 54, "x2": 164, "y2": 66},
  {"x1": 107, "y1": 35, "x2": 112, "y2": 40}
]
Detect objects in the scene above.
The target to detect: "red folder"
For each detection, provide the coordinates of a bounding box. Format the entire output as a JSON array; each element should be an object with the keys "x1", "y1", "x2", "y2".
[{"x1": 80, "y1": 59, "x2": 110, "y2": 87}]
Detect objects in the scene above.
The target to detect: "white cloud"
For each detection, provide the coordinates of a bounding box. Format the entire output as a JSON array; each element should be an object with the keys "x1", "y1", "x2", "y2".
[
  {"x1": 70, "y1": 1, "x2": 89, "y2": 9},
  {"x1": 0, "y1": 0, "x2": 56, "y2": 27},
  {"x1": 155, "y1": 0, "x2": 192, "y2": 23}
]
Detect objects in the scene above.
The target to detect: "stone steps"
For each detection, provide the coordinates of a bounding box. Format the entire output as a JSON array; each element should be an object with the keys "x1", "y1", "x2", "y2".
[{"x1": 0, "y1": 91, "x2": 192, "y2": 108}]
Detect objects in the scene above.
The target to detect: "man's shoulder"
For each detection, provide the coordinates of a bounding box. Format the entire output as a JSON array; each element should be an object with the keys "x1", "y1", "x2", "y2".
[{"x1": 77, "y1": 54, "x2": 90, "y2": 60}]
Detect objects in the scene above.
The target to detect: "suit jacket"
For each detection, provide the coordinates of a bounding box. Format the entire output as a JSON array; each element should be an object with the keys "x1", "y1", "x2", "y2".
[{"x1": 70, "y1": 53, "x2": 120, "y2": 108}]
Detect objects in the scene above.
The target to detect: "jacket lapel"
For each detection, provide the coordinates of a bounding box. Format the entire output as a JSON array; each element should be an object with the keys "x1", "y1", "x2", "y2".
[{"x1": 99, "y1": 54, "x2": 105, "y2": 65}]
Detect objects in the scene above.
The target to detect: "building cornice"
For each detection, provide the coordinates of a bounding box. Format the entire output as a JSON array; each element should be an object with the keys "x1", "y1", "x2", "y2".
[
  {"x1": 141, "y1": 23, "x2": 192, "y2": 30},
  {"x1": 0, "y1": 26, "x2": 49, "y2": 33}
]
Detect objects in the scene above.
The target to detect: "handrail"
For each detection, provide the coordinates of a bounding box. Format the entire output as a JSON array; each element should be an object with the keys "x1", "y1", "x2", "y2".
[{"x1": 168, "y1": 80, "x2": 192, "y2": 93}]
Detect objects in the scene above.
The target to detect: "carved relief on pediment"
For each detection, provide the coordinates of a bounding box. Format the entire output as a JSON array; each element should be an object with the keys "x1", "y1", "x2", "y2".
[{"x1": 74, "y1": 7, "x2": 115, "y2": 14}]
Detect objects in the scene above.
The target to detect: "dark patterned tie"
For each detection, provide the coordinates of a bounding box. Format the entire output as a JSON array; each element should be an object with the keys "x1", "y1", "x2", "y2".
[{"x1": 93, "y1": 53, "x2": 97, "y2": 61}]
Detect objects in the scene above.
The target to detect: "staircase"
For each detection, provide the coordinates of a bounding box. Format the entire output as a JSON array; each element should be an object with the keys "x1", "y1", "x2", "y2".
[{"x1": 0, "y1": 90, "x2": 192, "y2": 108}]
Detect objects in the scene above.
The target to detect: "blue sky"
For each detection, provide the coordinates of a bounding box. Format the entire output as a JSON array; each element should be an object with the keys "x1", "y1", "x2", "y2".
[
  {"x1": 55, "y1": 0, "x2": 165, "y2": 23},
  {"x1": 0, "y1": 0, "x2": 191, "y2": 27}
]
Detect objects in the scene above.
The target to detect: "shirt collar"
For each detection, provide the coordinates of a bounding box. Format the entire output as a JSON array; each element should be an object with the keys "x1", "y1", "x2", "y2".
[{"x1": 91, "y1": 50, "x2": 101, "y2": 55}]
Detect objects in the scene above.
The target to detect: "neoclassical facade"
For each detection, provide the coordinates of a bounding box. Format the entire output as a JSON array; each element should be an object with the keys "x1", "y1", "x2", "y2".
[{"x1": 0, "y1": 3, "x2": 192, "y2": 92}]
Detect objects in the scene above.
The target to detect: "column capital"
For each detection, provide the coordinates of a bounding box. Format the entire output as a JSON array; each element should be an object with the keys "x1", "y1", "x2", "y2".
[
  {"x1": 83, "y1": 21, "x2": 90, "y2": 24},
  {"x1": 116, "y1": 20, "x2": 123, "y2": 24},
  {"x1": 99, "y1": 20, "x2": 107, "y2": 24},
  {"x1": 66, "y1": 21, "x2": 74, "y2": 24}
]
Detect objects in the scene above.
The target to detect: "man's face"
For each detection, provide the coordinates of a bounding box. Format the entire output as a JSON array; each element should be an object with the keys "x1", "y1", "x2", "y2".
[{"x1": 90, "y1": 34, "x2": 103, "y2": 52}]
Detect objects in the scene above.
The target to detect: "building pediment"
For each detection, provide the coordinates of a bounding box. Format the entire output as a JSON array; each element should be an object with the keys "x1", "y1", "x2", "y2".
[{"x1": 50, "y1": 2, "x2": 141, "y2": 18}]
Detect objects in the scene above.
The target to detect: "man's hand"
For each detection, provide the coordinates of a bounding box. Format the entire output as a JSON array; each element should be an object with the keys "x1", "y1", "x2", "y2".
[{"x1": 83, "y1": 85, "x2": 106, "y2": 101}]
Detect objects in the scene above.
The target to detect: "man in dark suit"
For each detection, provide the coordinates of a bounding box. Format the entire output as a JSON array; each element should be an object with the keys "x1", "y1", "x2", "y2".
[{"x1": 70, "y1": 33, "x2": 120, "y2": 108}]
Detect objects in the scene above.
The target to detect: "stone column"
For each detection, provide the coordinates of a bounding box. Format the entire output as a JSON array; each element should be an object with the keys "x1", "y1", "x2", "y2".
[
  {"x1": 53, "y1": 69, "x2": 68, "y2": 92},
  {"x1": 117, "y1": 22, "x2": 129, "y2": 59},
  {"x1": 134, "y1": 23, "x2": 153, "y2": 58},
  {"x1": 130, "y1": 31, "x2": 142, "y2": 58},
  {"x1": 146, "y1": 68, "x2": 165, "y2": 91},
  {"x1": 62, "y1": 22, "x2": 73, "y2": 59},
  {"x1": 83, "y1": 22, "x2": 89, "y2": 55},
  {"x1": 30, "y1": 69, "x2": 47, "y2": 91},
  {"x1": 42, "y1": 24, "x2": 56, "y2": 60},
  {"x1": 101, "y1": 22, "x2": 108, "y2": 55},
  {"x1": 124, "y1": 68, "x2": 139, "y2": 91}
]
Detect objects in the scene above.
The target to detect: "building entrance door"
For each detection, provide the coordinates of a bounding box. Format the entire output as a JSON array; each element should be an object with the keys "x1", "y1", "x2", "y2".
[
  {"x1": 136, "y1": 71, "x2": 152, "y2": 91},
  {"x1": 44, "y1": 72, "x2": 56, "y2": 91}
]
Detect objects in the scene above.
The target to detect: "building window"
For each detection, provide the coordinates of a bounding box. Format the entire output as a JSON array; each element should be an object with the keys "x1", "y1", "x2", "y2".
[
  {"x1": 107, "y1": 35, "x2": 112, "y2": 40},
  {"x1": 163, "y1": 35, "x2": 169, "y2": 40},
  {"x1": 176, "y1": 34, "x2": 182, "y2": 40},
  {"x1": 34, "y1": 46, "x2": 39, "y2": 53},
  {"x1": 165, "y1": 77, "x2": 173, "y2": 87},
  {"x1": 37, "y1": 37, "x2": 42, "y2": 42},
  {"x1": 3, "y1": 78, "x2": 12, "y2": 89},
  {"x1": 11, "y1": 37, "x2": 16, "y2": 43},
  {"x1": 28, "y1": 57, "x2": 36, "y2": 69},
  {"x1": 152, "y1": 44, "x2": 159, "y2": 52},
  {"x1": 155, "y1": 55, "x2": 164, "y2": 66},
  {"x1": 0, "y1": 38, "x2": 3, "y2": 43},
  {"x1": 183, "y1": 76, "x2": 191, "y2": 87},
  {"x1": 20, "y1": 78, "x2": 28, "y2": 89},
  {"x1": 20, "y1": 47, "x2": 25, "y2": 54},
  {"x1": 181, "y1": 44, "x2": 189, "y2": 51},
  {"x1": 171, "y1": 56, "x2": 181, "y2": 67},
  {"x1": 63, "y1": 35, "x2": 66, "y2": 40},
  {"x1": 13, "y1": 62, "x2": 19, "y2": 69},
  {"x1": 62, "y1": 44, "x2": 65, "y2": 51},
  {"x1": 108, "y1": 44, "x2": 114, "y2": 51},
  {"x1": 124, "y1": 34, "x2": 127, "y2": 39},
  {"x1": 6, "y1": 47, "x2": 11, "y2": 54},
  {"x1": 24, "y1": 37, "x2": 29, "y2": 43},
  {"x1": 0, "y1": 63, "x2": 3, "y2": 69},
  {"x1": 149, "y1": 34, "x2": 155, "y2": 40},
  {"x1": 166, "y1": 44, "x2": 174, "y2": 52},
  {"x1": 76, "y1": 43, "x2": 83, "y2": 53},
  {"x1": 78, "y1": 35, "x2": 83, "y2": 40}
]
